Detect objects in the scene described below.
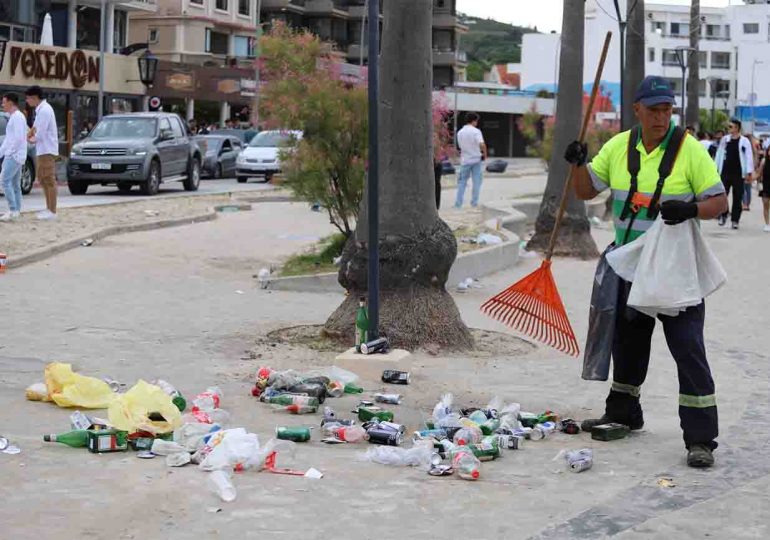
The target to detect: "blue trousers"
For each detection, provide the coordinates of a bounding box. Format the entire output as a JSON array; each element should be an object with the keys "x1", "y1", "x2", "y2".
[
  {"x1": 1, "y1": 157, "x2": 22, "y2": 213},
  {"x1": 455, "y1": 161, "x2": 483, "y2": 208}
]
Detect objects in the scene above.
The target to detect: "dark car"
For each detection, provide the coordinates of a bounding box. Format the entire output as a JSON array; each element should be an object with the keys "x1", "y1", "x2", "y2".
[
  {"x1": 486, "y1": 159, "x2": 509, "y2": 173},
  {"x1": 67, "y1": 112, "x2": 202, "y2": 196},
  {"x1": 196, "y1": 135, "x2": 243, "y2": 178},
  {"x1": 0, "y1": 112, "x2": 36, "y2": 195},
  {"x1": 440, "y1": 159, "x2": 456, "y2": 176}
]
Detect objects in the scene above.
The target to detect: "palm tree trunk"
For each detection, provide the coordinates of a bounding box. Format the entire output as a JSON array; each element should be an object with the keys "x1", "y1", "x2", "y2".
[
  {"x1": 624, "y1": 0, "x2": 646, "y2": 130},
  {"x1": 686, "y1": 0, "x2": 701, "y2": 128},
  {"x1": 527, "y1": 0, "x2": 598, "y2": 259},
  {"x1": 323, "y1": 0, "x2": 473, "y2": 351}
]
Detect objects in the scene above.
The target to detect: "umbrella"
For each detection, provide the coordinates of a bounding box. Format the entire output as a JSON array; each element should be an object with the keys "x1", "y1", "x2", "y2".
[{"x1": 40, "y1": 13, "x2": 53, "y2": 46}]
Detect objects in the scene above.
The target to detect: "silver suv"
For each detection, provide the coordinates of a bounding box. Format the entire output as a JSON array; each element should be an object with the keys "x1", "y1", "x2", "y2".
[{"x1": 67, "y1": 112, "x2": 202, "y2": 196}]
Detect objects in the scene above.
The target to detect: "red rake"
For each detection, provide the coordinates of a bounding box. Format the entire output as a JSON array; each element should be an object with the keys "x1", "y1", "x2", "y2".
[{"x1": 481, "y1": 31, "x2": 613, "y2": 358}]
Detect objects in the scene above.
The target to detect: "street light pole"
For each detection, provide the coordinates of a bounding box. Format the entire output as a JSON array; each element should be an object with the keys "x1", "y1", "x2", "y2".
[
  {"x1": 251, "y1": 0, "x2": 262, "y2": 128},
  {"x1": 98, "y1": 0, "x2": 107, "y2": 120},
  {"x1": 612, "y1": 0, "x2": 626, "y2": 129},
  {"x1": 751, "y1": 59, "x2": 763, "y2": 133},
  {"x1": 708, "y1": 77, "x2": 717, "y2": 132},
  {"x1": 366, "y1": 0, "x2": 380, "y2": 339},
  {"x1": 675, "y1": 46, "x2": 695, "y2": 127}
]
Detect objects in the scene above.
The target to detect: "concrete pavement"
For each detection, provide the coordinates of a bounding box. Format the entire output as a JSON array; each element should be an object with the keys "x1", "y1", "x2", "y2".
[{"x1": 1, "y1": 166, "x2": 768, "y2": 539}]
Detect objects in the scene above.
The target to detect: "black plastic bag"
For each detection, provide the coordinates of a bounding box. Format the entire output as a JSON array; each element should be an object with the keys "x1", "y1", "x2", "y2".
[{"x1": 582, "y1": 245, "x2": 620, "y2": 381}]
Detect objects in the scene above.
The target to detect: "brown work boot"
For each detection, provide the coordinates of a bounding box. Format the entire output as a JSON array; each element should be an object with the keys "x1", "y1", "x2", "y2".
[{"x1": 687, "y1": 444, "x2": 715, "y2": 468}]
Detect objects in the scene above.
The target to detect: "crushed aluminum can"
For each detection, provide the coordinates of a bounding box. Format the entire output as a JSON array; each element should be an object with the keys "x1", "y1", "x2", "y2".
[
  {"x1": 0, "y1": 437, "x2": 8, "y2": 451},
  {"x1": 136, "y1": 450, "x2": 156, "y2": 459},
  {"x1": 561, "y1": 419, "x2": 581, "y2": 435},
  {"x1": 565, "y1": 449, "x2": 593, "y2": 473},
  {"x1": 428, "y1": 464, "x2": 454, "y2": 476},
  {"x1": 496, "y1": 434, "x2": 522, "y2": 450},
  {"x1": 70, "y1": 411, "x2": 93, "y2": 431},
  {"x1": 360, "y1": 337, "x2": 390, "y2": 355},
  {"x1": 374, "y1": 393, "x2": 402, "y2": 405},
  {"x1": 381, "y1": 370, "x2": 410, "y2": 385}
]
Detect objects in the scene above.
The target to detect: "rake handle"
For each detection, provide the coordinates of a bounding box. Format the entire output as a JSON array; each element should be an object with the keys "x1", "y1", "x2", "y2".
[{"x1": 545, "y1": 31, "x2": 613, "y2": 262}]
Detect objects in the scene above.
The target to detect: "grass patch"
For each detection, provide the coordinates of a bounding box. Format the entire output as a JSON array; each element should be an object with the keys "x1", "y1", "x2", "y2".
[{"x1": 279, "y1": 233, "x2": 347, "y2": 277}]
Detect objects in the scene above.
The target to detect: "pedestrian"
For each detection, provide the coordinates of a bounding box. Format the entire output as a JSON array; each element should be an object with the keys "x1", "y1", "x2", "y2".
[
  {"x1": 454, "y1": 112, "x2": 487, "y2": 208},
  {"x1": 698, "y1": 131, "x2": 712, "y2": 151},
  {"x1": 715, "y1": 119, "x2": 753, "y2": 229},
  {"x1": 0, "y1": 93, "x2": 27, "y2": 222},
  {"x1": 25, "y1": 86, "x2": 59, "y2": 220},
  {"x1": 565, "y1": 76, "x2": 728, "y2": 468},
  {"x1": 709, "y1": 129, "x2": 724, "y2": 159},
  {"x1": 759, "y1": 145, "x2": 770, "y2": 232}
]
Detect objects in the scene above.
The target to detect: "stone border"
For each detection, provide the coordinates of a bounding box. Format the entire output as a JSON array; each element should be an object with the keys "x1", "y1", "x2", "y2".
[
  {"x1": 266, "y1": 203, "x2": 527, "y2": 293},
  {"x1": 6, "y1": 210, "x2": 218, "y2": 270}
]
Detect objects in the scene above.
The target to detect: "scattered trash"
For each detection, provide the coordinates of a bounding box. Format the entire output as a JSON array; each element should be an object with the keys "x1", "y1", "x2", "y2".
[
  {"x1": 150, "y1": 439, "x2": 187, "y2": 456},
  {"x1": 101, "y1": 377, "x2": 125, "y2": 393},
  {"x1": 86, "y1": 430, "x2": 129, "y2": 453},
  {"x1": 560, "y1": 419, "x2": 581, "y2": 435},
  {"x1": 209, "y1": 470, "x2": 237, "y2": 502},
  {"x1": 0, "y1": 436, "x2": 20, "y2": 455},
  {"x1": 363, "y1": 441, "x2": 433, "y2": 470},
  {"x1": 206, "y1": 507, "x2": 222, "y2": 514},
  {"x1": 360, "y1": 337, "x2": 390, "y2": 355},
  {"x1": 518, "y1": 241, "x2": 539, "y2": 259},
  {"x1": 564, "y1": 449, "x2": 593, "y2": 472},
  {"x1": 590, "y1": 216, "x2": 602, "y2": 227},
  {"x1": 476, "y1": 233, "x2": 503, "y2": 245},
  {"x1": 166, "y1": 452, "x2": 192, "y2": 467},
  {"x1": 381, "y1": 370, "x2": 410, "y2": 385},
  {"x1": 80, "y1": 238, "x2": 94, "y2": 247},
  {"x1": 27, "y1": 363, "x2": 117, "y2": 409},
  {"x1": 25, "y1": 382, "x2": 49, "y2": 402},
  {"x1": 235, "y1": 290, "x2": 245, "y2": 295},
  {"x1": 450, "y1": 445, "x2": 481, "y2": 480},
  {"x1": 136, "y1": 451, "x2": 156, "y2": 459},
  {"x1": 153, "y1": 380, "x2": 187, "y2": 412},
  {"x1": 257, "y1": 268, "x2": 271, "y2": 289},
  {"x1": 591, "y1": 423, "x2": 630, "y2": 441},
  {"x1": 144, "y1": 210, "x2": 160, "y2": 217},
  {"x1": 0, "y1": 251, "x2": 6, "y2": 273},
  {"x1": 276, "y1": 426, "x2": 312, "y2": 442},
  {"x1": 657, "y1": 477, "x2": 676, "y2": 488},
  {"x1": 108, "y1": 380, "x2": 183, "y2": 435},
  {"x1": 43, "y1": 430, "x2": 88, "y2": 448},
  {"x1": 355, "y1": 296, "x2": 369, "y2": 352},
  {"x1": 304, "y1": 467, "x2": 324, "y2": 479},
  {"x1": 374, "y1": 393, "x2": 402, "y2": 405}
]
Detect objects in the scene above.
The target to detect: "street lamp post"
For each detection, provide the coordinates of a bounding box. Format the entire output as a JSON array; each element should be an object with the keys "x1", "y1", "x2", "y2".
[
  {"x1": 751, "y1": 59, "x2": 764, "y2": 133},
  {"x1": 707, "y1": 76, "x2": 718, "y2": 132},
  {"x1": 98, "y1": 0, "x2": 108, "y2": 120},
  {"x1": 251, "y1": 0, "x2": 262, "y2": 128},
  {"x1": 675, "y1": 46, "x2": 696, "y2": 127},
  {"x1": 612, "y1": 0, "x2": 627, "y2": 129},
  {"x1": 366, "y1": 0, "x2": 380, "y2": 339}
]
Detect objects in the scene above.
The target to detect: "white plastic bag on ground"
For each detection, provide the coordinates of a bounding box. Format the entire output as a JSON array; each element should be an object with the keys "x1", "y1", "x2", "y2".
[
  {"x1": 362, "y1": 441, "x2": 434, "y2": 470},
  {"x1": 606, "y1": 218, "x2": 727, "y2": 318},
  {"x1": 199, "y1": 428, "x2": 260, "y2": 471}
]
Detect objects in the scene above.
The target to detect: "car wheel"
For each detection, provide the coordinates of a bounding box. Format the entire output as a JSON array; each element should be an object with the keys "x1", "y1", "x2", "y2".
[
  {"x1": 68, "y1": 180, "x2": 88, "y2": 195},
  {"x1": 140, "y1": 160, "x2": 160, "y2": 196},
  {"x1": 183, "y1": 157, "x2": 200, "y2": 191},
  {"x1": 117, "y1": 182, "x2": 133, "y2": 193},
  {"x1": 215, "y1": 163, "x2": 223, "y2": 179},
  {"x1": 20, "y1": 159, "x2": 34, "y2": 195},
  {"x1": 237, "y1": 176, "x2": 248, "y2": 184}
]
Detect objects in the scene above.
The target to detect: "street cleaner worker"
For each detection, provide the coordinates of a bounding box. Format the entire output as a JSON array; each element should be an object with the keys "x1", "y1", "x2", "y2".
[{"x1": 563, "y1": 76, "x2": 728, "y2": 468}]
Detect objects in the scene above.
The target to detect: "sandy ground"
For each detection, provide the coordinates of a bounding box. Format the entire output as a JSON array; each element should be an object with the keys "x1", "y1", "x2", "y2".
[{"x1": 2, "y1": 165, "x2": 767, "y2": 539}]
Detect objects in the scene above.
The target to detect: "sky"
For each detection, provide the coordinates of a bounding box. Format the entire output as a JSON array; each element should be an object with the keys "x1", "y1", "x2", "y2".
[{"x1": 456, "y1": 0, "x2": 733, "y2": 34}]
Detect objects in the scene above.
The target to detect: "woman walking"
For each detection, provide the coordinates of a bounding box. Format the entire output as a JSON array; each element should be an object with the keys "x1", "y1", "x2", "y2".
[{"x1": 760, "y1": 146, "x2": 770, "y2": 233}]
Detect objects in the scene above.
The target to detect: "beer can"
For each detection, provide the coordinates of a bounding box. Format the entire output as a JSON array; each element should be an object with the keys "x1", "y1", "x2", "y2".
[
  {"x1": 366, "y1": 426, "x2": 402, "y2": 446},
  {"x1": 374, "y1": 393, "x2": 402, "y2": 405},
  {"x1": 381, "y1": 370, "x2": 410, "y2": 385},
  {"x1": 276, "y1": 426, "x2": 312, "y2": 442},
  {"x1": 87, "y1": 430, "x2": 128, "y2": 453},
  {"x1": 566, "y1": 449, "x2": 593, "y2": 472},
  {"x1": 360, "y1": 337, "x2": 390, "y2": 355},
  {"x1": 376, "y1": 421, "x2": 405, "y2": 433},
  {"x1": 496, "y1": 434, "x2": 522, "y2": 450}
]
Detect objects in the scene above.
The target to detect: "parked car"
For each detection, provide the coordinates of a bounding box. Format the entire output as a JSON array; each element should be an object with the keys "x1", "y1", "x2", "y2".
[
  {"x1": 440, "y1": 159, "x2": 455, "y2": 175},
  {"x1": 68, "y1": 112, "x2": 202, "y2": 196},
  {"x1": 195, "y1": 135, "x2": 243, "y2": 178},
  {"x1": 236, "y1": 130, "x2": 302, "y2": 183},
  {"x1": 214, "y1": 128, "x2": 254, "y2": 145},
  {"x1": 0, "y1": 112, "x2": 36, "y2": 196},
  {"x1": 486, "y1": 159, "x2": 509, "y2": 173}
]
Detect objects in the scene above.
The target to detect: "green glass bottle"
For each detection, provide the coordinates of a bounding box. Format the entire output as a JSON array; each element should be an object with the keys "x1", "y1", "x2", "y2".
[
  {"x1": 479, "y1": 418, "x2": 501, "y2": 436},
  {"x1": 468, "y1": 436, "x2": 501, "y2": 461},
  {"x1": 43, "y1": 430, "x2": 89, "y2": 448},
  {"x1": 358, "y1": 406, "x2": 394, "y2": 422},
  {"x1": 266, "y1": 394, "x2": 320, "y2": 408},
  {"x1": 355, "y1": 297, "x2": 369, "y2": 352},
  {"x1": 344, "y1": 382, "x2": 364, "y2": 394}
]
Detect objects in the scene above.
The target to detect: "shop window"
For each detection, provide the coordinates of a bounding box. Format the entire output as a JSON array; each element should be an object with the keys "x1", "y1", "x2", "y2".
[
  {"x1": 238, "y1": 0, "x2": 250, "y2": 16},
  {"x1": 216, "y1": 0, "x2": 228, "y2": 11}
]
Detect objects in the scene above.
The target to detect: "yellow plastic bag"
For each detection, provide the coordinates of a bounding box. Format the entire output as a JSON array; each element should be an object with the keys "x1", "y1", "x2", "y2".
[
  {"x1": 43, "y1": 363, "x2": 116, "y2": 409},
  {"x1": 108, "y1": 380, "x2": 183, "y2": 435}
]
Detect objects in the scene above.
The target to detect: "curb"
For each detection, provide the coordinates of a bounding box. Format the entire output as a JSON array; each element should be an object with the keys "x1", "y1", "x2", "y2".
[{"x1": 7, "y1": 210, "x2": 218, "y2": 269}]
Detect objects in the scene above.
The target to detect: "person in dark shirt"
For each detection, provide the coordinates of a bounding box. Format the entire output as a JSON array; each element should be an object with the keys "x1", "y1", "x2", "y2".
[{"x1": 715, "y1": 120, "x2": 753, "y2": 229}]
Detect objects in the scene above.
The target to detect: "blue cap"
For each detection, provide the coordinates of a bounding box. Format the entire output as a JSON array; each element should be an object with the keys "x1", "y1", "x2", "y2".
[{"x1": 634, "y1": 76, "x2": 676, "y2": 107}]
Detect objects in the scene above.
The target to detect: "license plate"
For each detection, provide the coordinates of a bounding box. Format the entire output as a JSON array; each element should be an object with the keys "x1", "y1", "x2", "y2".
[{"x1": 92, "y1": 163, "x2": 111, "y2": 170}]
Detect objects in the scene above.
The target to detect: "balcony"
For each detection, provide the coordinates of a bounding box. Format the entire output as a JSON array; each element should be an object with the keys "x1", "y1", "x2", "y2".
[
  {"x1": 433, "y1": 49, "x2": 466, "y2": 66},
  {"x1": 77, "y1": 0, "x2": 157, "y2": 12},
  {"x1": 305, "y1": 0, "x2": 349, "y2": 16}
]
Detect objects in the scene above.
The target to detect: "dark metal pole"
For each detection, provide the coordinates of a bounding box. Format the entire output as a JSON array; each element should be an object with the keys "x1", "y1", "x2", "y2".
[
  {"x1": 367, "y1": 0, "x2": 380, "y2": 340},
  {"x1": 613, "y1": 0, "x2": 625, "y2": 129},
  {"x1": 681, "y1": 66, "x2": 686, "y2": 127},
  {"x1": 710, "y1": 81, "x2": 716, "y2": 132}
]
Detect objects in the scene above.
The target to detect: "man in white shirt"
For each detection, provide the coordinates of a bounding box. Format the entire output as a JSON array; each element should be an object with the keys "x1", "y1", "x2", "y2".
[
  {"x1": 0, "y1": 93, "x2": 28, "y2": 222},
  {"x1": 454, "y1": 112, "x2": 487, "y2": 208},
  {"x1": 25, "y1": 86, "x2": 59, "y2": 220}
]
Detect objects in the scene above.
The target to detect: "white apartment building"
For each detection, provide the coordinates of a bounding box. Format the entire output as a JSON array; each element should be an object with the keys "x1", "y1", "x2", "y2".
[{"x1": 521, "y1": 0, "x2": 770, "y2": 131}]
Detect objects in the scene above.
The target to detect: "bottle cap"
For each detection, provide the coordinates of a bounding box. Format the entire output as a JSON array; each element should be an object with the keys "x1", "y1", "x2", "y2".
[
  {"x1": 43, "y1": 434, "x2": 53, "y2": 442},
  {"x1": 471, "y1": 470, "x2": 480, "y2": 479}
]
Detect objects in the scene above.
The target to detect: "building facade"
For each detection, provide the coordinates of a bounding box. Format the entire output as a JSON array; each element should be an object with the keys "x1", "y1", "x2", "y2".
[{"x1": 520, "y1": 0, "x2": 770, "y2": 132}]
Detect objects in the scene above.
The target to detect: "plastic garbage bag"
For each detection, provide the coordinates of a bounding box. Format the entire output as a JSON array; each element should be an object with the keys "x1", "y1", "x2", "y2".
[
  {"x1": 607, "y1": 219, "x2": 727, "y2": 318},
  {"x1": 432, "y1": 393, "x2": 454, "y2": 424},
  {"x1": 174, "y1": 423, "x2": 221, "y2": 453},
  {"x1": 42, "y1": 363, "x2": 117, "y2": 409},
  {"x1": 25, "y1": 382, "x2": 51, "y2": 402},
  {"x1": 363, "y1": 441, "x2": 434, "y2": 470},
  {"x1": 199, "y1": 428, "x2": 260, "y2": 471},
  {"x1": 107, "y1": 380, "x2": 183, "y2": 434},
  {"x1": 582, "y1": 245, "x2": 621, "y2": 381}
]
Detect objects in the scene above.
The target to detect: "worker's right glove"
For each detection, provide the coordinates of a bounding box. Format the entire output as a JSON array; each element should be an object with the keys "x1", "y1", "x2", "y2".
[
  {"x1": 659, "y1": 200, "x2": 699, "y2": 225},
  {"x1": 564, "y1": 141, "x2": 588, "y2": 167}
]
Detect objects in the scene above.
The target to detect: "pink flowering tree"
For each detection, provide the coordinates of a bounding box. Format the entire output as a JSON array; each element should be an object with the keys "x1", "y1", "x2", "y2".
[{"x1": 260, "y1": 22, "x2": 456, "y2": 239}]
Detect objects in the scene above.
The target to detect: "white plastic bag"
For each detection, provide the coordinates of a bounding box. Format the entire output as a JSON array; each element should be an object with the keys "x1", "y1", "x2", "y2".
[
  {"x1": 606, "y1": 219, "x2": 726, "y2": 318},
  {"x1": 174, "y1": 423, "x2": 221, "y2": 453},
  {"x1": 362, "y1": 441, "x2": 434, "y2": 470},
  {"x1": 198, "y1": 428, "x2": 260, "y2": 471}
]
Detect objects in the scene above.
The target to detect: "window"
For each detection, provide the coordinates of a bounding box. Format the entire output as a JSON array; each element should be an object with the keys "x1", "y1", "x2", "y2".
[
  {"x1": 171, "y1": 117, "x2": 185, "y2": 138},
  {"x1": 743, "y1": 23, "x2": 759, "y2": 34},
  {"x1": 238, "y1": 0, "x2": 250, "y2": 16},
  {"x1": 221, "y1": 140, "x2": 232, "y2": 153},
  {"x1": 189, "y1": 0, "x2": 203, "y2": 4},
  {"x1": 699, "y1": 51, "x2": 707, "y2": 69},
  {"x1": 705, "y1": 24, "x2": 721, "y2": 39},
  {"x1": 665, "y1": 78, "x2": 682, "y2": 95},
  {"x1": 670, "y1": 22, "x2": 689, "y2": 36},
  {"x1": 651, "y1": 21, "x2": 665, "y2": 34},
  {"x1": 711, "y1": 51, "x2": 730, "y2": 69},
  {"x1": 216, "y1": 0, "x2": 228, "y2": 11},
  {"x1": 205, "y1": 29, "x2": 229, "y2": 54},
  {"x1": 724, "y1": 25, "x2": 730, "y2": 39},
  {"x1": 148, "y1": 28, "x2": 159, "y2": 43},
  {"x1": 662, "y1": 49, "x2": 680, "y2": 66},
  {"x1": 714, "y1": 79, "x2": 730, "y2": 96},
  {"x1": 233, "y1": 36, "x2": 255, "y2": 57},
  {"x1": 688, "y1": 79, "x2": 707, "y2": 98},
  {"x1": 648, "y1": 48, "x2": 655, "y2": 62}
]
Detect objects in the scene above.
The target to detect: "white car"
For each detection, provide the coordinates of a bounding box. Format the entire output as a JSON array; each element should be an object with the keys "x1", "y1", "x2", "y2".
[{"x1": 236, "y1": 130, "x2": 302, "y2": 183}]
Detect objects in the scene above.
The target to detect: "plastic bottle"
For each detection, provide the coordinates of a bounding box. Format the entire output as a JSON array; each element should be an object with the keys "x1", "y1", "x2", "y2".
[
  {"x1": 272, "y1": 404, "x2": 318, "y2": 414},
  {"x1": 326, "y1": 381, "x2": 345, "y2": 398},
  {"x1": 468, "y1": 410, "x2": 488, "y2": 425},
  {"x1": 323, "y1": 424, "x2": 368, "y2": 443},
  {"x1": 451, "y1": 447, "x2": 481, "y2": 480},
  {"x1": 453, "y1": 426, "x2": 483, "y2": 446},
  {"x1": 43, "y1": 430, "x2": 88, "y2": 448},
  {"x1": 153, "y1": 379, "x2": 187, "y2": 412},
  {"x1": 151, "y1": 439, "x2": 187, "y2": 456},
  {"x1": 209, "y1": 470, "x2": 236, "y2": 502},
  {"x1": 192, "y1": 387, "x2": 223, "y2": 412}
]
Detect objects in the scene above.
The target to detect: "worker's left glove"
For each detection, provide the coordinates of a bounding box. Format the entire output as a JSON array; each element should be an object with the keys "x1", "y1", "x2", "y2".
[
  {"x1": 659, "y1": 200, "x2": 698, "y2": 225},
  {"x1": 564, "y1": 141, "x2": 588, "y2": 167}
]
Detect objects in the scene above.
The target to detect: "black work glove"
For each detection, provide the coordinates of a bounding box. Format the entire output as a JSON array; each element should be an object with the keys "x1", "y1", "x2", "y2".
[
  {"x1": 564, "y1": 141, "x2": 588, "y2": 166},
  {"x1": 659, "y1": 200, "x2": 698, "y2": 225}
]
